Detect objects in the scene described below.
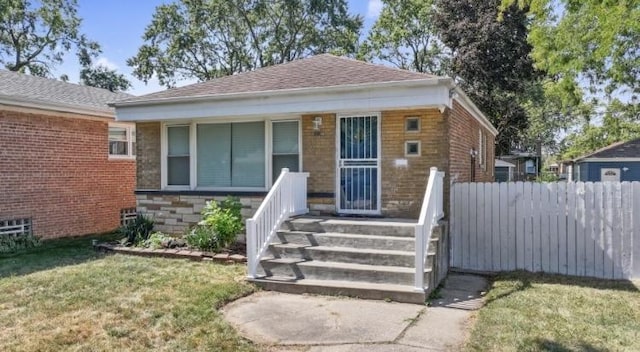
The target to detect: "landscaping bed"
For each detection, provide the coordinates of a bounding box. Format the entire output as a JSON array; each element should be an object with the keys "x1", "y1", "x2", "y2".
[
  {"x1": 465, "y1": 272, "x2": 640, "y2": 351},
  {"x1": 95, "y1": 241, "x2": 247, "y2": 263}
]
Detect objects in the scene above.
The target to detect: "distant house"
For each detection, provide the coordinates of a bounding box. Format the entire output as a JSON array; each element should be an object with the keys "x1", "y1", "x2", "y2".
[
  {"x1": 495, "y1": 159, "x2": 516, "y2": 182},
  {"x1": 112, "y1": 54, "x2": 497, "y2": 234},
  {"x1": 498, "y1": 152, "x2": 540, "y2": 181},
  {"x1": 0, "y1": 70, "x2": 136, "y2": 239},
  {"x1": 570, "y1": 138, "x2": 640, "y2": 182}
]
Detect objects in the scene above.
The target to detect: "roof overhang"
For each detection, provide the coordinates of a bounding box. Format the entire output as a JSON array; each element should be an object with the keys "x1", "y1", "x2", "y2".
[
  {"x1": 0, "y1": 94, "x2": 115, "y2": 119},
  {"x1": 577, "y1": 158, "x2": 640, "y2": 163},
  {"x1": 113, "y1": 78, "x2": 499, "y2": 137}
]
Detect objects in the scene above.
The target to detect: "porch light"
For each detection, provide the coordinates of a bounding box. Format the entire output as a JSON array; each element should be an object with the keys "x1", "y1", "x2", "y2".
[
  {"x1": 313, "y1": 116, "x2": 323, "y2": 131},
  {"x1": 469, "y1": 148, "x2": 478, "y2": 158}
]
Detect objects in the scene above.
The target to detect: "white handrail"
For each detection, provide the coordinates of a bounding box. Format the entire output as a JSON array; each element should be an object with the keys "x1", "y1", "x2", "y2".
[
  {"x1": 414, "y1": 167, "x2": 445, "y2": 291},
  {"x1": 246, "y1": 168, "x2": 309, "y2": 279}
]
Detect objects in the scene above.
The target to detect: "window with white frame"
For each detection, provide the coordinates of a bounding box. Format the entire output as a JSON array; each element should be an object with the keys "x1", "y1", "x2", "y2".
[
  {"x1": 165, "y1": 120, "x2": 301, "y2": 190},
  {"x1": 167, "y1": 125, "x2": 190, "y2": 186},
  {"x1": 196, "y1": 122, "x2": 265, "y2": 188},
  {"x1": 108, "y1": 124, "x2": 135, "y2": 158},
  {"x1": 478, "y1": 130, "x2": 487, "y2": 169},
  {"x1": 272, "y1": 121, "x2": 300, "y2": 181}
]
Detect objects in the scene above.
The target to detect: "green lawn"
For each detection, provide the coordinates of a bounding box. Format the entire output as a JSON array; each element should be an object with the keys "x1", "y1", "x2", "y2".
[
  {"x1": 466, "y1": 272, "x2": 640, "y2": 352},
  {"x1": 0, "y1": 234, "x2": 257, "y2": 352}
]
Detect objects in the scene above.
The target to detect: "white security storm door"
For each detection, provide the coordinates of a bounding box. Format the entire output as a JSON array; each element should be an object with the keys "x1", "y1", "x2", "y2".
[
  {"x1": 601, "y1": 168, "x2": 621, "y2": 182},
  {"x1": 337, "y1": 114, "x2": 381, "y2": 215}
]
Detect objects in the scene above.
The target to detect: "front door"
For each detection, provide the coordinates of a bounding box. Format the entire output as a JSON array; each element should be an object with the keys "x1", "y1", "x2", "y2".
[{"x1": 337, "y1": 114, "x2": 381, "y2": 214}]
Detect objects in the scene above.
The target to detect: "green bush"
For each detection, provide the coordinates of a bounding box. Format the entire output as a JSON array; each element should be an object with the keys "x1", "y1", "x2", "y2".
[
  {"x1": 118, "y1": 214, "x2": 154, "y2": 245},
  {"x1": 142, "y1": 232, "x2": 173, "y2": 249},
  {"x1": 0, "y1": 234, "x2": 41, "y2": 254},
  {"x1": 186, "y1": 197, "x2": 244, "y2": 251}
]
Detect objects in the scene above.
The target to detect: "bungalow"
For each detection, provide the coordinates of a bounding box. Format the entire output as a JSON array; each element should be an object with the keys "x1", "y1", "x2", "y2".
[
  {"x1": 113, "y1": 54, "x2": 497, "y2": 234},
  {"x1": 0, "y1": 70, "x2": 136, "y2": 239},
  {"x1": 571, "y1": 138, "x2": 640, "y2": 182}
]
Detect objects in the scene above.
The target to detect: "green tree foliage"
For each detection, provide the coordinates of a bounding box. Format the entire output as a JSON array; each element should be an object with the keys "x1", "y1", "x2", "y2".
[
  {"x1": 359, "y1": 0, "x2": 450, "y2": 75},
  {"x1": 503, "y1": 0, "x2": 640, "y2": 97},
  {"x1": 432, "y1": 0, "x2": 539, "y2": 154},
  {"x1": 0, "y1": 0, "x2": 98, "y2": 76},
  {"x1": 128, "y1": 0, "x2": 363, "y2": 87},
  {"x1": 77, "y1": 44, "x2": 131, "y2": 92},
  {"x1": 561, "y1": 100, "x2": 640, "y2": 159}
]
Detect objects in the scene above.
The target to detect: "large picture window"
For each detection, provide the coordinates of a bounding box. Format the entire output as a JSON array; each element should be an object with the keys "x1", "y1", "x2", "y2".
[{"x1": 197, "y1": 122, "x2": 265, "y2": 188}]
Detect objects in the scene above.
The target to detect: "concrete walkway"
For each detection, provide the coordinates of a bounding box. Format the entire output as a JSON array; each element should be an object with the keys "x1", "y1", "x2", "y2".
[{"x1": 223, "y1": 274, "x2": 488, "y2": 351}]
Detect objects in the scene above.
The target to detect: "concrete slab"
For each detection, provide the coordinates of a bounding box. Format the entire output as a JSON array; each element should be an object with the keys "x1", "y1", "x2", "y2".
[
  {"x1": 308, "y1": 344, "x2": 436, "y2": 351},
  {"x1": 442, "y1": 274, "x2": 489, "y2": 293},
  {"x1": 398, "y1": 307, "x2": 473, "y2": 351},
  {"x1": 222, "y1": 292, "x2": 424, "y2": 345}
]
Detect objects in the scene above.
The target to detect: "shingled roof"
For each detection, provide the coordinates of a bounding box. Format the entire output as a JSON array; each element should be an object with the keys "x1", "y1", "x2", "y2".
[
  {"x1": 117, "y1": 54, "x2": 437, "y2": 105},
  {"x1": 0, "y1": 70, "x2": 132, "y2": 116},
  {"x1": 575, "y1": 138, "x2": 640, "y2": 161}
]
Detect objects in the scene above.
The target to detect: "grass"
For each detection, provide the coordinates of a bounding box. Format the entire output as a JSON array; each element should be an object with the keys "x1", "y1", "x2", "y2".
[
  {"x1": 0, "y1": 234, "x2": 257, "y2": 352},
  {"x1": 466, "y1": 272, "x2": 640, "y2": 352}
]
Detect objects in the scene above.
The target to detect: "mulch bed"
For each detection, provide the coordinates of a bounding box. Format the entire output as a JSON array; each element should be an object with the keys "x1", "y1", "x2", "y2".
[{"x1": 94, "y1": 242, "x2": 247, "y2": 264}]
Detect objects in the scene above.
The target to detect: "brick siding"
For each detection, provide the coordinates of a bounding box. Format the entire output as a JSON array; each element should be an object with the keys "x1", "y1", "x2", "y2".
[
  {"x1": 136, "y1": 122, "x2": 161, "y2": 189},
  {"x1": 448, "y1": 100, "x2": 495, "y2": 184},
  {"x1": 0, "y1": 108, "x2": 136, "y2": 239}
]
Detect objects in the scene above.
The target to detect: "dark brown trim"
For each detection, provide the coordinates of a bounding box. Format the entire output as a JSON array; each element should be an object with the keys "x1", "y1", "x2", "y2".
[
  {"x1": 134, "y1": 190, "x2": 268, "y2": 197},
  {"x1": 308, "y1": 192, "x2": 335, "y2": 198}
]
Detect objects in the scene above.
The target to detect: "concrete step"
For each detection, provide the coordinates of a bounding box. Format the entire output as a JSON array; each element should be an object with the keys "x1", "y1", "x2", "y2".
[
  {"x1": 269, "y1": 244, "x2": 435, "y2": 268},
  {"x1": 276, "y1": 231, "x2": 419, "y2": 251},
  {"x1": 284, "y1": 217, "x2": 416, "y2": 237},
  {"x1": 293, "y1": 261, "x2": 431, "y2": 285},
  {"x1": 249, "y1": 278, "x2": 426, "y2": 304}
]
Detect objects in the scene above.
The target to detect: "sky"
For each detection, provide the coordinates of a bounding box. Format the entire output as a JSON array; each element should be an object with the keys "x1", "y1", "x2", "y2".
[{"x1": 54, "y1": 0, "x2": 384, "y2": 96}]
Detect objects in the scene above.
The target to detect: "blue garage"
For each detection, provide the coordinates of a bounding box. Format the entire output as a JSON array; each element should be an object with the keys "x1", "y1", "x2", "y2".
[{"x1": 572, "y1": 138, "x2": 640, "y2": 182}]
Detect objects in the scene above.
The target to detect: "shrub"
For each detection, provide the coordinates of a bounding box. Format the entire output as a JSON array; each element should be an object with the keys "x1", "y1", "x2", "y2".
[
  {"x1": 186, "y1": 197, "x2": 244, "y2": 251},
  {"x1": 142, "y1": 232, "x2": 173, "y2": 249},
  {"x1": 118, "y1": 214, "x2": 154, "y2": 245},
  {"x1": 0, "y1": 234, "x2": 41, "y2": 254}
]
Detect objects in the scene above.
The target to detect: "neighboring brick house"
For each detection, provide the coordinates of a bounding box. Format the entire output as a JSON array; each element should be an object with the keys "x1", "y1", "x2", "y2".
[
  {"x1": 113, "y1": 55, "x2": 496, "y2": 234},
  {"x1": 0, "y1": 70, "x2": 136, "y2": 239}
]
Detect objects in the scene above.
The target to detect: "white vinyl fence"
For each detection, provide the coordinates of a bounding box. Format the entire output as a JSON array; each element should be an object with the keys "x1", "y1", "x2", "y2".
[{"x1": 450, "y1": 181, "x2": 640, "y2": 280}]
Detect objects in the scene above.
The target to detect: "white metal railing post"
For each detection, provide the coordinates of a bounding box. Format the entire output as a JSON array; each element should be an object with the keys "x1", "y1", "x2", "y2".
[
  {"x1": 246, "y1": 218, "x2": 257, "y2": 279},
  {"x1": 414, "y1": 167, "x2": 444, "y2": 291}
]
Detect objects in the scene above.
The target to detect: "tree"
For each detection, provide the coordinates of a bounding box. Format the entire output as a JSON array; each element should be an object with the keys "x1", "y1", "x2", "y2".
[
  {"x1": 359, "y1": 0, "x2": 450, "y2": 75},
  {"x1": 78, "y1": 44, "x2": 131, "y2": 92},
  {"x1": 128, "y1": 0, "x2": 363, "y2": 87},
  {"x1": 502, "y1": 0, "x2": 640, "y2": 98},
  {"x1": 433, "y1": 0, "x2": 540, "y2": 154},
  {"x1": 0, "y1": 0, "x2": 98, "y2": 76}
]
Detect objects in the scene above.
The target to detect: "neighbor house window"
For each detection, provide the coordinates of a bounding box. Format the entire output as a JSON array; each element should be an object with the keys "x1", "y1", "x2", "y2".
[
  {"x1": 108, "y1": 124, "x2": 135, "y2": 158},
  {"x1": 405, "y1": 141, "x2": 421, "y2": 156},
  {"x1": 272, "y1": 121, "x2": 300, "y2": 181},
  {"x1": 405, "y1": 117, "x2": 420, "y2": 132},
  {"x1": 196, "y1": 122, "x2": 265, "y2": 188},
  {"x1": 167, "y1": 125, "x2": 190, "y2": 186}
]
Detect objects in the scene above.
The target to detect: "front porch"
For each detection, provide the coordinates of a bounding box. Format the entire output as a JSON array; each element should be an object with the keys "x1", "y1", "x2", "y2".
[{"x1": 245, "y1": 167, "x2": 447, "y2": 304}]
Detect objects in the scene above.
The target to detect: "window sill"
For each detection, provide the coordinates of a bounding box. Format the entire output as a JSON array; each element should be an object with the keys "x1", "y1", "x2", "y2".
[{"x1": 108, "y1": 155, "x2": 136, "y2": 161}]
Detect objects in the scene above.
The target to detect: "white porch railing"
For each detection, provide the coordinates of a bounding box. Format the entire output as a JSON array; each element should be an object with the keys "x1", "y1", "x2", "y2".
[
  {"x1": 414, "y1": 167, "x2": 445, "y2": 291},
  {"x1": 246, "y1": 168, "x2": 309, "y2": 279}
]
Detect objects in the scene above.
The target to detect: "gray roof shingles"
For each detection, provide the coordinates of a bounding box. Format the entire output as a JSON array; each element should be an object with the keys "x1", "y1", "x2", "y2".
[
  {"x1": 577, "y1": 138, "x2": 640, "y2": 160},
  {"x1": 118, "y1": 54, "x2": 437, "y2": 104},
  {"x1": 0, "y1": 70, "x2": 132, "y2": 114}
]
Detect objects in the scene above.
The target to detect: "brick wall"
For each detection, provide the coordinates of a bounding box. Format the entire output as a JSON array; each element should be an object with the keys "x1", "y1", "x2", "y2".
[
  {"x1": 136, "y1": 122, "x2": 161, "y2": 189},
  {"x1": 0, "y1": 108, "x2": 136, "y2": 239},
  {"x1": 380, "y1": 109, "x2": 448, "y2": 217},
  {"x1": 302, "y1": 113, "x2": 337, "y2": 214},
  {"x1": 448, "y1": 100, "x2": 495, "y2": 184}
]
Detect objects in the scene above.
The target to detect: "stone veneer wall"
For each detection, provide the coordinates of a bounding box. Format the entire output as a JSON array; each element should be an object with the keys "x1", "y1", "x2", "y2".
[{"x1": 136, "y1": 194, "x2": 265, "y2": 235}]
